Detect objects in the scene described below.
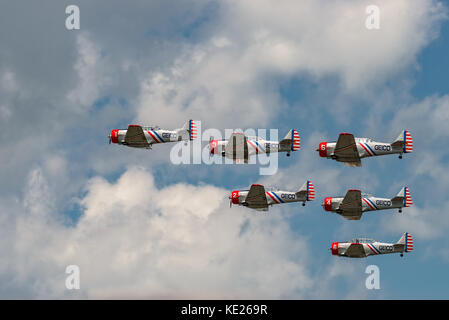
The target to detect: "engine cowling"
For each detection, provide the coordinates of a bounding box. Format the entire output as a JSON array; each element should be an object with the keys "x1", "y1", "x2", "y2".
[
  {"x1": 110, "y1": 129, "x2": 119, "y2": 143},
  {"x1": 323, "y1": 197, "x2": 333, "y2": 211},
  {"x1": 331, "y1": 242, "x2": 339, "y2": 256},
  {"x1": 231, "y1": 190, "x2": 239, "y2": 205},
  {"x1": 209, "y1": 139, "x2": 218, "y2": 154},
  {"x1": 317, "y1": 142, "x2": 328, "y2": 157}
]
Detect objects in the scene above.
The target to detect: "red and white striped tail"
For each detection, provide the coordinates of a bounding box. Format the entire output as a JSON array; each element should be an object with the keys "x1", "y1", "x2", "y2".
[
  {"x1": 405, "y1": 232, "x2": 414, "y2": 252},
  {"x1": 404, "y1": 187, "x2": 413, "y2": 207},
  {"x1": 291, "y1": 130, "x2": 300, "y2": 151},
  {"x1": 404, "y1": 130, "x2": 413, "y2": 153},
  {"x1": 189, "y1": 120, "x2": 197, "y2": 140},
  {"x1": 307, "y1": 180, "x2": 315, "y2": 201}
]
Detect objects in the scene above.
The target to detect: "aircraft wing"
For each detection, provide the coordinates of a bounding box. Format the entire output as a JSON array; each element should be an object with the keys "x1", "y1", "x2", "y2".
[
  {"x1": 125, "y1": 125, "x2": 150, "y2": 148},
  {"x1": 224, "y1": 132, "x2": 249, "y2": 161},
  {"x1": 344, "y1": 243, "x2": 366, "y2": 257},
  {"x1": 334, "y1": 133, "x2": 360, "y2": 166},
  {"x1": 245, "y1": 184, "x2": 268, "y2": 210},
  {"x1": 338, "y1": 189, "x2": 362, "y2": 220}
]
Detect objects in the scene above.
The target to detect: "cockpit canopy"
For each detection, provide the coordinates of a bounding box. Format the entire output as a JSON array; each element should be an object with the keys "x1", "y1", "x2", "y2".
[
  {"x1": 351, "y1": 238, "x2": 375, "y2": 244},
  {"x1": 361, "y1": 192, "x2": 373, "y2": 197},
  {"x1": 244, "y1": 135, "x2": 265, "y2": 141},
  {"x1": 355, "y1": 137, "x2": 373, "y2": 143},
  {"x1": 142, "y1": 126, "x2": 160, "y2": 131}
]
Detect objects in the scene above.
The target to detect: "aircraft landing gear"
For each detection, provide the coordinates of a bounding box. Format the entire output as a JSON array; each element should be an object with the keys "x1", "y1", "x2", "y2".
[
  {"x1": 302, "y1": 202, "x2": 306, "y2": 206},
  {"x1": 400, "y1": 253, "x2": 404, "y2": 257},
  {"x1": 399, "y1": 154, "x2": 403, "y2": 159},
  {"x1": 287, "y1": 152, "x2": 291, "y2": 157},
  {"x1": 399, "y1": 209, "x2": 402, "y2": 213}
]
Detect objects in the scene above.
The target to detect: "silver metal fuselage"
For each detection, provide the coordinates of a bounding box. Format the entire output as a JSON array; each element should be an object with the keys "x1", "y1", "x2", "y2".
[
  {"x1": 114, "y1": 128, "x2": 182, "y2": 148},
  {"x1": 234, "y1": 189, "x2": 304, "y2": 207},
  {"x1": 324, "y1": 138, "x2": 403, "y2": 159},
  {"x1": 211, "y1": 138, "x2": 290, "y2": 157},
  {"x1": 332, "y1": 241, "x2": 403, "y2": 258},
  {"x1": 324, "y1": 196, "x2": 403, "y2": 213}
]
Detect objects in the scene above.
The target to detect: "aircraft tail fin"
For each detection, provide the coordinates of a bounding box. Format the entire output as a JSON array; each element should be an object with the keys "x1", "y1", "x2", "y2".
[
  {"x1": 280, "y1": 129, "x2": 300, "y2": 151},
  {"x1": 296, "y1": 180, "x2": 315, "y2": 201},
  {"x1": 177, "y1": 120, "x2": 198, "y2": 141},
  {"x1": 396, "y1": 232, "x2": 414, "y2": 252},
  {"x1": 391, "y1": 130, "x2": 413, "y2": 153},
  {"x1": 391, "y1": 186, "x2": 413, "y2": 207}
]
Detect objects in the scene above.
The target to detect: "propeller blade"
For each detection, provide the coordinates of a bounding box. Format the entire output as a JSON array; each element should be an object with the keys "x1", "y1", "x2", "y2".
[
  {"x1": 209, "y1": 137, "x2": 213, "y2": 159},
  {"x1": 230, "y1": 199, "x2": 232, "y2": 208}
]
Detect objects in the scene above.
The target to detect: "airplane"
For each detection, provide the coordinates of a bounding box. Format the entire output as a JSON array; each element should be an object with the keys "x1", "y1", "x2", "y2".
[
  {"x1": 330, "y1": 232, "x2": 414, "y2": 258},
  {"x1": 229, "y1": 180, "x2": 314, "y2": 211},
  {"x1": 316, "y1": 130, "x2": 413, "y2": 166},
  {"x1": 108, "y1": 120, "x2": 197, "y2": 149},
  {"x1": 322, "y1": 187, "x2": 412, "y2": 220},
  {"x1": 209, "y1": 129, "x2": 300, "y2": 163}
]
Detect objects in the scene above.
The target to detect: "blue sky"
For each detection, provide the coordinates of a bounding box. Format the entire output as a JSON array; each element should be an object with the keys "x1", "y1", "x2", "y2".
[{"x1": 1, "y1": 0, "x2": 449, "y2": 299}]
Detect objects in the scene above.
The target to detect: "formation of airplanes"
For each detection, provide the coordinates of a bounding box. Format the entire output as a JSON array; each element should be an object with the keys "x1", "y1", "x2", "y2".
[{"x1": 108, "y1": 122, "x2": 415, "y2": 259}]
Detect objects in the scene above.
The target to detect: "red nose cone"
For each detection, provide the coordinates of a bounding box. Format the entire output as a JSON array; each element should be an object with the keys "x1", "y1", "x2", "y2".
[
  {"x1": 318, "y1": 142, "x2": 327, "y2": 157},
  {"x1": 110, "y1": 129, "x2": 119, "y2": 143},
  {"x1": 331, "y1": 242, "x2": 339, "y2": 255},
  {"x1": 323, "y1": 197, "x2": 333, "y2": 211},
  {"x1": 231, "y1": 190, "x2": 239, "y2": 205},
  {"x1": 209, "y1": 139, "x2": 218, "y2": 154}
]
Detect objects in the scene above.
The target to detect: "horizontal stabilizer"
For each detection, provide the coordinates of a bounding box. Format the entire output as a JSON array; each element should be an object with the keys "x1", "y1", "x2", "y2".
[
  {"x1": 280, "y1": 129, "x2": 300, "y2": 151},
  {"x1": 296, "y1": 180, "x2": 315, "y2": 201},
  {"x1": 391, "y1": 186, "x2": 413, "y2": 207},
  {"x1": 392, "y1": 130, "x2": 413, "y2": 153},
  {"x1": 177, "y1": 119, "x2": 198, "y2": 141},
  {"x1": 395, "y1": 232, "x2": 414, "y2": 252}
]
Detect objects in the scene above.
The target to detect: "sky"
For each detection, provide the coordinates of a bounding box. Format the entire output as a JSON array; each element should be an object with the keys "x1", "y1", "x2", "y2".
[{"x1": 0, "y1": 0, "x2": 449, "y2": 299}]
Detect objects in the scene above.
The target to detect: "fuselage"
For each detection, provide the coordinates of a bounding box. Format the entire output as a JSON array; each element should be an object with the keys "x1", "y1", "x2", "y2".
[
  {"x1": 318, "y1": 138, "x2": 402, "y2": 159},
  {"x1": 110, "y1": 127, "x2": 182, "y2": 147},
  {"x1": 323, "y1": 195, "x2": 402, "y2": 213},
  {"x1": 231, "y1": 189, "x2": 302, "y2": 206},
  {"x1": 210, "y1": 137, "x2": 289, "y2": 157},
  {"x1": 331, "y1": 241, "x2": 402, "y2": 258}
]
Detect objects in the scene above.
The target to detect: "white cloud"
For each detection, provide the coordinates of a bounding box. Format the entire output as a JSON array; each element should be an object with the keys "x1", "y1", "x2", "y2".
[
  {"x1": 1, "y1": 71, "x2": 18, "y2": 92},
  {"x1": 67, "y1": 33, "x2": 113, "y2": 112},
  {"x1": 136, "y1": 0, "x2": 446, "y2": 128},
  {"x1": 381, "y1": 95, "x2": 449, "y2": 240},
  {"x1": 0, "y1": 166, "x2": 327, "y2": 299},
  {"x1": 1, "y1": 0, "x2": 448, "y2": 299}
]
